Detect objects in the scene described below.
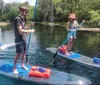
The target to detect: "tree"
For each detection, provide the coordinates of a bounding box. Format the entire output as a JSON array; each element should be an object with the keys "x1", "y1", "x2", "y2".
[
  {"x1": 38, "y1": 0, "x2": 54, "y2": 22},
  {"x1": 0, "y1": 0, "x2": 4, "y2": 14}
]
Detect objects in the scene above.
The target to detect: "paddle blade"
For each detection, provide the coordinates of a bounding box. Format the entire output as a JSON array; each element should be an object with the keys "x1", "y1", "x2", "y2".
[
  {"x1": 52, "y1": 50, "x2": 59, "y2": 58},
  {"x1": 46, "y1": 47, "x2": 59, "y2": 65},
  {"x1": 0, "y1": 42, "x2": 23, "y2": 50},
  {"x1": 0, "y1": 43, "x2": 15, "y2": 50}
]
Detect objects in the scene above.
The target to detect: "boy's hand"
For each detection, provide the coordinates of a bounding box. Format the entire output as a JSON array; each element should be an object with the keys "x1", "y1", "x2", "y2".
[
  {"x1": 82, "y1": 20, "x2": 85, "y2": 23},
  {"x1": 31, "y1": 29, "x2": 35, "y2": 33}
]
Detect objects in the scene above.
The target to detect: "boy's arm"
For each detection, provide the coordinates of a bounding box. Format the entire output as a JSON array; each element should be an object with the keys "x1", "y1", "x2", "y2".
[
  {"x1": 25, "y1": 22, "x2": 34, "y2": 30},
  {"x1": 18, "y1": 25, "x2": 35, "y2": 34}
]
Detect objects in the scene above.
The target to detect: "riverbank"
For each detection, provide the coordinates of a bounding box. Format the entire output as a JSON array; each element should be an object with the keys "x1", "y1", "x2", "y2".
[
  {"x1": 0, "y1": 22, "x2": 11, "y2": 26},
  {"x1": 78, "y1": 28, "x2": 100, "y2": 32},
  {"x1": 38, "y1": 22, "x2": 100, "y2": 32},
  {"x1": 1, "y1": 21, "x2": 100, "y2": 32}
]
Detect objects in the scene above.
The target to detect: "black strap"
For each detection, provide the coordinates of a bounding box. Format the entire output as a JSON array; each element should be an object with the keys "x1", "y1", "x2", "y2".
[{"x1": 18, "y1": 16, "x2": 26, "y2": 24}]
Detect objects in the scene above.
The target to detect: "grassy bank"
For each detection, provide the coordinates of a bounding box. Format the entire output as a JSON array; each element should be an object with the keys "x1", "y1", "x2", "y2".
[
  {"x1": 0, "y1": 22, "x2": 11, "y2": 26},
  {"x1": 38, "y1": 22, "x2": 100, "y2": 32},
  {"x1": 1, "y1": 21, "x2": 100, "y2": 32}
]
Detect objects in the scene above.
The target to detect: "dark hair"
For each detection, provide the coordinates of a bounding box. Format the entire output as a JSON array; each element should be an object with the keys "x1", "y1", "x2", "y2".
[{"x1": 19, "y1": 6, "x2": 29, "y2": 12}]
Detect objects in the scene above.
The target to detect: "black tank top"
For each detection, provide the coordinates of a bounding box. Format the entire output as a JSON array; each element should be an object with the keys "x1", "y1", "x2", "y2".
[{"x1": 14, "y1": 16, "x2": 26, "y2": 43}]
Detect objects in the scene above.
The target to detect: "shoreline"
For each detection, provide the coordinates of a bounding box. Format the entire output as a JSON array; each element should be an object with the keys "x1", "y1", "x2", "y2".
[
  {"x1": 1, "y1": 21, "x2": 100, "y2": 32},
  {"x1": 38, "y1": 22, "x2": 100, "y2": 32},
  {"x1": 0, "y1": 22, "x2": 11, "y2": 26},
  {"x1": 78, "y1": 28, "x2": 100, "y2": 32}
]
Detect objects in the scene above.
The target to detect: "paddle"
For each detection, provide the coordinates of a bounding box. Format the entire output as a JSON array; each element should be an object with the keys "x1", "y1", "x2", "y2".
[
  {"x1": 51, "y1": 20, "x2": 85, "y2": 65},
  {"x1": 0, "y1": 42, "x2": 23, "y2": 50},
  {"x1": 26, "y1": 0, "x2": 38, "y2": 64},
  {"x1": 51, "y1": 32, "x2": 74, "y2": 65}
]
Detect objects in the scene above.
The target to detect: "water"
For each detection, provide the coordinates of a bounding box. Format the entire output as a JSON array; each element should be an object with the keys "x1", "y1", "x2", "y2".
[{"x1": 0, "y1": 24, "x2": 100, "y2": 85}]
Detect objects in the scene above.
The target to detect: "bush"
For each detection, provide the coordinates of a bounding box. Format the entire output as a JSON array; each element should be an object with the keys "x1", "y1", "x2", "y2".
[{"x1": 88, "y1": 10, "x2": 100, "y2": 27}]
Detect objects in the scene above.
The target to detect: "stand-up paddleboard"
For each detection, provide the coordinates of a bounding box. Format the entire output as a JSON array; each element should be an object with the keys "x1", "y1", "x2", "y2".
[
  {"x1": 46, "y1": 47, "x2": 100, "y2": 69},
  {"x1": 0, "y1": 60, "x2": 91, "y2": 85}
]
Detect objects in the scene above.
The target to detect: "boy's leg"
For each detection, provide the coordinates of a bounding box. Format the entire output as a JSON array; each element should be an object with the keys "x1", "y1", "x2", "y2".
[
  {"x1": 13, "y1": 53, "x2": 20, "y2": 74},
  {"x1": 21, "y1": 52, "x2": 28, "y2": 70},
  {"x1": 21, "y1": 41, "x2": 28, "y2": 70}
]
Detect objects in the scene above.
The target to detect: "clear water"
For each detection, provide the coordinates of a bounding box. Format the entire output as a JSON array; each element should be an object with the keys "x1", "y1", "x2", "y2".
[{"x1": 0, "y1": 24, "x2": 100, "y2": 85}]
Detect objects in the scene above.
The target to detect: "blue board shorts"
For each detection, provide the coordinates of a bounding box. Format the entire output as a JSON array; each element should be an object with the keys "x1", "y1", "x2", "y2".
[
  {"x1": 67, "y1": 29, "x2": 76, "y2": 39},
  {"x1": 15, "y1": 41, "x2": 26, "y2": 54}
]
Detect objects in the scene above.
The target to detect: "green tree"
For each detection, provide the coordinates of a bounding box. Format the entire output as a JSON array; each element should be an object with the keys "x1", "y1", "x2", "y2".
[
  {"x1": 7, "y1": 7, "x2": 19, "y2": 21},
  {"x1": 38, "y1": 0, "x2": 54, "y2": 22},
  {"x1": 0, "y1": 0, "x2": 4, "y2": 13}
]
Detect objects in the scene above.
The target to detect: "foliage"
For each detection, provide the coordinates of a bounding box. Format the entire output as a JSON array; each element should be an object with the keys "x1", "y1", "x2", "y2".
[
  {"x1": 0, "y1": 1, "x2": 34, "y2": 21},
  {"x1": 6, "y1": 7, "x2": 18, "y2": 21},
  {"x1": 37, "y1": 0, "x2": 54, "y2": 22},
  {"x1": 26, "y1": 6, "x2": 34, "y2": 21},
  {"x1": 0, "y1": 0, "x2": 100, "y2": 27},
  {"x1": 88, "y1": 10, "x2": 100, "y2": 27},
  {"x1": 37, "y1": 0, "x2": 100, "y2": 27}
]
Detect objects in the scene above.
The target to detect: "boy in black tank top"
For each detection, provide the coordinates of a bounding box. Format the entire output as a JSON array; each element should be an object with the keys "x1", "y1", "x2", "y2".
[{"x1": 13, "y1": 6, "x2": 35, "y2": 74}]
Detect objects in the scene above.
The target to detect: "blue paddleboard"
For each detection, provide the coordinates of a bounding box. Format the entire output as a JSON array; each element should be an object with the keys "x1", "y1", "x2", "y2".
[
  {"x1": 46, "y1": 47, "x2": 100, "y2": 69},
  {"x1": 0, "y1": 60, "x2": 91, "y2": 85}
]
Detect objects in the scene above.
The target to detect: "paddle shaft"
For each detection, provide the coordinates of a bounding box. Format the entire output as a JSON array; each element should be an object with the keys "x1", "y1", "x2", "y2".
[{"x1": 26, "y1": 0, "x2": 38, "y2": 64}]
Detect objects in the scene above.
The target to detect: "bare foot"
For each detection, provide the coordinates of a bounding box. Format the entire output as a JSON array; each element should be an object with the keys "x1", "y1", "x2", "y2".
[
  {"x1": 21, "y1": 66, "x2": 28, "y2": 70},
  {"x1": 66, "y1": 51, "x2": 73, "y2": 56},
  {"x1": 13, "y1": 69, "x2": 18, "y2": 74}
]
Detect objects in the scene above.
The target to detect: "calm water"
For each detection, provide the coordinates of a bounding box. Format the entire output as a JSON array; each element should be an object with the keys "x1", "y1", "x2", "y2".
[{"x1": 0, "y1": 24, "x2": 100, "y2": 85}]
